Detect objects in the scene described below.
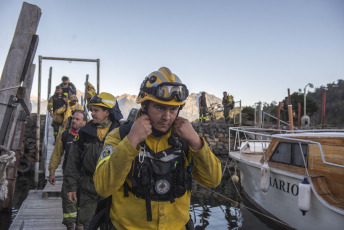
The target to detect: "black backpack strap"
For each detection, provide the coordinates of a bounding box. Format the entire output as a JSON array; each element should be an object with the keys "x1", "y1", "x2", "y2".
[
  {"x1": 119, "y1": 121, "x2": 134, "y2": 140},
  {"x1": 61, "y1": 129, "x2": 69, "y2": 150}
]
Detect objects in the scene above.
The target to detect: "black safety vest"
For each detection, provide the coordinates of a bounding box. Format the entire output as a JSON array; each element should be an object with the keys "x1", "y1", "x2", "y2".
[
  {"x1": 52, "y1": 94, "x2": 66, "y2": 112},
  {"x1": 200, "y1": 95, "x2": 207, "y2": 107},
  {"x1": 120, "y1": 122, "x2": 193, "y2": 221},
  {"x1": 61, "y1": 129, "x2": 76, "y2": 173}
]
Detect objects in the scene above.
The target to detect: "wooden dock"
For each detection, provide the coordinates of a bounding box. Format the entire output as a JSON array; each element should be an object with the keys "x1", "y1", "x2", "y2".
[
  {"x1": 10, "y1": 116, "x2": 65, "y2": 229},
  {"x1": 9, "y1": 188, "x2": 65, "y2": 230}
]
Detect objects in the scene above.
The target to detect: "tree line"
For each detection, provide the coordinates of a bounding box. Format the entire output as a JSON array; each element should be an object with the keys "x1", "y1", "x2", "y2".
[{"x1": 240, "y1": 79, "x2": 344, "y2": 128}]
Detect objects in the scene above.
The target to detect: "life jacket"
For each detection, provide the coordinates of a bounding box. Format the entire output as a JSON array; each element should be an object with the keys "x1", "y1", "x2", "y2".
[{"x1": 119, "y1": 121, "x2": 192, "y2": 221}]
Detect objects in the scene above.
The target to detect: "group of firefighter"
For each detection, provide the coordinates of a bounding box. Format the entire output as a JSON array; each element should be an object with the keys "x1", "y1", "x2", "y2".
[
  {"x1": 47, "y1": 68, "x2": 222, "y2": 230},
  {"x1": 198, "y1": 91, "x2": 234, "y2": 123}
]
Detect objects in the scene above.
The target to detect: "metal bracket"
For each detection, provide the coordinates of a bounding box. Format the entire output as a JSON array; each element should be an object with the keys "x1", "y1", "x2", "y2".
[
  {"x1": 16, "y1": 86, "x2": 30, "y2": 116},
  {"x1": 0, "y1": 95, "x2": 20, "y2": 145}
]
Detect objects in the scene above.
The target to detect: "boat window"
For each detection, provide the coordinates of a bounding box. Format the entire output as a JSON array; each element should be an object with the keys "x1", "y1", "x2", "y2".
[{"x1": 270, "y1": 142, "x2": 308, "y2": 167}]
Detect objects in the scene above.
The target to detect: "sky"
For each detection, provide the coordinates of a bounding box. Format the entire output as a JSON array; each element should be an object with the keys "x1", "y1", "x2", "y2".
[{"x1": 1, "y1": 0, "x2": 343, "y2": 106}]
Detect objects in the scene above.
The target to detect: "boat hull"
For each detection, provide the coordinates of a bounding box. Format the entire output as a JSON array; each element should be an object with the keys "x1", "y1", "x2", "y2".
[{"x1": 238, "y1": 160, "x2": 344, "y2": 230}]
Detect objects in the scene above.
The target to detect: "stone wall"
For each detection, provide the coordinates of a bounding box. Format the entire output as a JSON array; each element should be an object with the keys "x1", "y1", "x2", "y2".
[
  {"x1": 22, "y1": 113, "x2": 46, "y2": 165},
  {"x1": 191, "y1": 121, "x2": 232, "y2": 155}
]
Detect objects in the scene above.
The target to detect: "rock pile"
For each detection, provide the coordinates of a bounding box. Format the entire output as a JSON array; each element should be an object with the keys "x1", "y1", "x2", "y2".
[
  {"x1": 192, "y1": 120, "x2": 233, "y2": 155},
  {"x1": 23, "y1": 113, "x2": 46, "y2": 167}
]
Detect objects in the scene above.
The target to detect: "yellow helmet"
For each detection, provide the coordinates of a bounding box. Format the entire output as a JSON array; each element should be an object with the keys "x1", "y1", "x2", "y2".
[
  {"x1": 89, "y1": 92, "x2": 117, "y2": 109},
  {"x1": 70, "y1": 94, "x2": 78, "y2": 101},
  {"x1": 136, "y1": 67, "x2": 189, "y2": 106}
]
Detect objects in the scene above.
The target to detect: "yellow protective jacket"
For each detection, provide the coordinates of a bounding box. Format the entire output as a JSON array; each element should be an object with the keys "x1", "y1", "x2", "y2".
[
  {"x1": 48, "y1": 132, "x2": 64, "y2": 176},
  {"x1": 94, "y1": 122, "x2": 222, "y2": 230},
  {"x1": 48, "y1": 128, "x2": 77, "y2": 176},
  {"x1": 64, "y1": 102, "x2": 84, "y2": 120}
]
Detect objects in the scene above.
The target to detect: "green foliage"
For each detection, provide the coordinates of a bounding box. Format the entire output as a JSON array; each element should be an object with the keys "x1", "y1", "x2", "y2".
[
  {"x1": 242, "y1": 106, "x2": 255, "y2": 121},
  {"x1": 308, "y1": 79, "x2": 344, "y2": 127}
]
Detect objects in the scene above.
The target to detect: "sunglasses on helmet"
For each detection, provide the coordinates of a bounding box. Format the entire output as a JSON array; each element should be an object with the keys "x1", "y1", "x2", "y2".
[
  {"x1": 90, "y1": 95, "x2": 117, "y2": 107},
  {"x1": 141, "y1": 82, "x2": 189, "y2": 102},
  {"x1": 90, "y1": 95, "x2": 103, "y2": 104}
]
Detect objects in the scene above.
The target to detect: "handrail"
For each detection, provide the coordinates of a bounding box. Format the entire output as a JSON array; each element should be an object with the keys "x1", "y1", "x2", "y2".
[
  {"x1": 263, "y1": 111, "x2": 290, "y2": 127},
  {"x1": 41, "y1": 110, "x2": 51, "y2": 177},
  {"x1": 229, "y1": 127, "x2": 344, "y2": 169}
]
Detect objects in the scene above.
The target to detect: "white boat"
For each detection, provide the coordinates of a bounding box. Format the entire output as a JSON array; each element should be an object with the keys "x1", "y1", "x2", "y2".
[{"x1": 228, "y1": 127, "x2": 344, "y2": 230}]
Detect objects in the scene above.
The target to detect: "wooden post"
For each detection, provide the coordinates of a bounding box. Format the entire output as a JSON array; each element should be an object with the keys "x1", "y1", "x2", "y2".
[
  {"x1": 97, "y1": 59, "x2": 100, "y2": 94},
  {"x1": 287, "y1": 88, "x2": 291, "y2": 105},
  {"x1": 288, "y1": 105, "x2": 294, "y2": 133},
  {"x1": 322, "y1": 91, "x2": 326, "y2": 129},
  {"x1": 0, "y1": 2, "x2": 40, "y2": 148},
  {"x1": 298, "y1": 103, "x2": 301, "y2": 129},
  {"x1": 277, "y1": 102, "x2": 282, "y2": 129},
  {"x1": 0, "y1": 3, "x2": 40, "y2": 211}
]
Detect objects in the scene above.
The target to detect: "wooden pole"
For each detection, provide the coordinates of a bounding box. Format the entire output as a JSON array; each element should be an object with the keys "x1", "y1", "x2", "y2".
[
  {"x1": 277, "y1": 102, "x2": 282, "y2": 129},
  {"x1": 97, "y1": 59, "x2": 100, "y2": 94},
  {"x1": 287, "y1": 88, "x2": 291, "y2": 105},
  {"x1": 322, "y1": 91, "x2": 326, "y2": 129},
  {"x1": 288, "y1": 105, "x2": 294, "y2": 133},
  {"x1": 0, "y1": 3, "x2": 41, "y2": 209},
  {"x1": 298, "y1": 103, "x2": 301, "y2": 129}
]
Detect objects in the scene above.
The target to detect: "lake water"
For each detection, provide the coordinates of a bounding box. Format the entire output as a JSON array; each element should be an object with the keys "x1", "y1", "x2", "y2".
[{"x1": 1, "y1": 169, "x2": 289, "y2": 230}]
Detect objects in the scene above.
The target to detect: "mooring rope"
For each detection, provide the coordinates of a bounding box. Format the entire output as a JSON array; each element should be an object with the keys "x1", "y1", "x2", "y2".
[
  {"x1": 196, "y1": 180, "x2": 292, "y2": 228},
  {"x1": 204, "y1": 154, "x2": 292, "y2": 228},
  {"x1": 0, "y1": 145, "x2": 16, "y2": 201}
]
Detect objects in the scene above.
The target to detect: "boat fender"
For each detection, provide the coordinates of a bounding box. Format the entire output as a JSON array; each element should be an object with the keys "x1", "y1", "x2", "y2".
[
  {"x1": 260, "y1": 162, "x2": 270, "y2": 192},
  {"x1": 232, "y1": 163, "x2": 239, "y2": 183},
  {"x1": 298, "y1": 177, "x2": 311, "y2": 216},
  {"x1": 231, "y1": 174, "x2": 239, "y2": 183}
]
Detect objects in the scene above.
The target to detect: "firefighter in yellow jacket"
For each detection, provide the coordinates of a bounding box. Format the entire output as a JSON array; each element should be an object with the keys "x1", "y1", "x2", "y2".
[
  {"x1": 94, "y1": 67, "x2": 222, "y2": 230},
  {"x1": 48, "y1": 111, "x2": 87, "y2": 230},
  {"x1": 47, "y1": 86, "x2": 67, "y2": 141}
]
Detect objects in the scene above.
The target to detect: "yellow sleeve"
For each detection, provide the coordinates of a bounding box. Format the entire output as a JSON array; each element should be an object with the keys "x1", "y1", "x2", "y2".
[
  {"x1": 190, "y1": 137, "x2": 222, "y2": 188},
  {"x1": 94, "y1": 128, "x2": 140, "y2": 197},
  {"x1": 87, "y1": 88, "x2": 96, "y2": 98},
  {"x1": 56, "y1": 105, "x2": 66, "y2": 114},
  {"x1": 48, "y1": 133, "x2": 64, "y2": 176}
]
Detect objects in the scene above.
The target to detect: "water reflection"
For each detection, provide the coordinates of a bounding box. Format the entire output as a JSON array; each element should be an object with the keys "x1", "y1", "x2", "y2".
[{"x1": 190, "y1": 171, "x2": 287, "y2": 230}]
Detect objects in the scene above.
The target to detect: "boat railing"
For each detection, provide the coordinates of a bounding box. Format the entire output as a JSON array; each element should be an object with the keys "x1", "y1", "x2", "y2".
[{"x1": 229, "y1": 127, "x2": 344, "y2": 169}]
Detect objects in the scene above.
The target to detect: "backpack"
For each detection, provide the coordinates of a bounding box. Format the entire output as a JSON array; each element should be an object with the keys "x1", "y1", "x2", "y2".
[{"x1": 230, "y1": 100, "x2": 235, "y2": 109}]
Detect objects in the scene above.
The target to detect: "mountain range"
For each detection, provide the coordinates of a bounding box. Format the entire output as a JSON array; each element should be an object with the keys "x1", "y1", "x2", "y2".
[{"x1": 30, "y1": 91, "x2": 222, "y2": 122}]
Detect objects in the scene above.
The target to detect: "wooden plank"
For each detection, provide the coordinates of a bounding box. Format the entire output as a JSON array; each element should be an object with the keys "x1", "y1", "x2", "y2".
[
  {"x1": 9, "y1": 190, "x2": 65, "y2": 230},
  {"x1": 42, "y1": 180, "x2": 63, "y2": 198}
]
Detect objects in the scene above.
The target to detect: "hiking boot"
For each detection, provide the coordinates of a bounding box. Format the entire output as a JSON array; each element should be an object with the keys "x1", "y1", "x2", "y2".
[
  {"x1": 75, "y1": 222, "x2": 84, "y2": 230},
  {"x1": 66, "y1": 222, "x2": 75, "y2": 230}
]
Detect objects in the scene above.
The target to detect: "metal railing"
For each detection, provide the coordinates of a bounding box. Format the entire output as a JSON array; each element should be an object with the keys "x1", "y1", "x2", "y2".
[{"x1": 229, "y1": 127, "x2": 344, "y2": 169}]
